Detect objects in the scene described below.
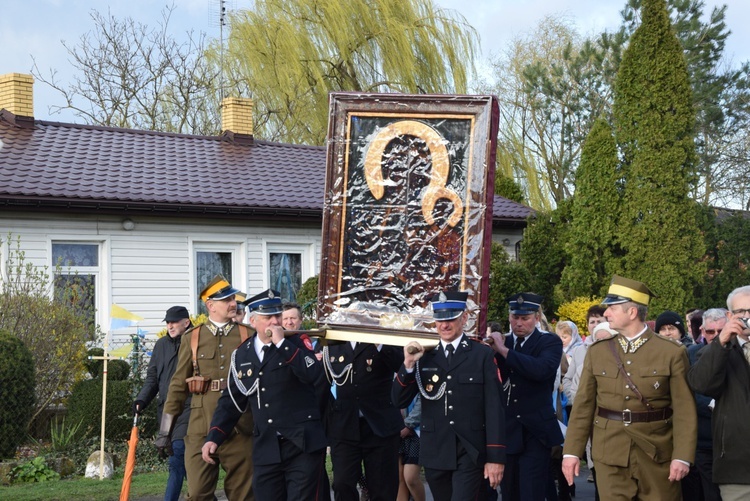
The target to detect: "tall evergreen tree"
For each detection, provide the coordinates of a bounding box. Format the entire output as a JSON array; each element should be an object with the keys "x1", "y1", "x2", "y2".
[
  {"x1": 558, "y1": 117, "x2": 621, "y2": 299},
  {"x1": 613, "y1": 0, "x2": 705, "y2": 313}
]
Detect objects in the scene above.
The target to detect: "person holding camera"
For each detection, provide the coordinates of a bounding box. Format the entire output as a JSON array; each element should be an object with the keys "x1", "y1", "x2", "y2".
[{"x1": 688, "y1": 286, "x2": 750, "y2": 501}]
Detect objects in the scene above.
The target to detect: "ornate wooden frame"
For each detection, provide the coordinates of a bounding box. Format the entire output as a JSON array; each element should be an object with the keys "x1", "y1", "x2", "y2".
[{"x1": 318, "y1": 93, "x2": 499, "y2": 341}]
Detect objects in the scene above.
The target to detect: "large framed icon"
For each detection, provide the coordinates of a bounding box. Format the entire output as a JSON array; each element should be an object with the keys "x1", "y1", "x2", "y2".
[{"x1": 317, "y1": 93, "x2": 499, "y2": 343}]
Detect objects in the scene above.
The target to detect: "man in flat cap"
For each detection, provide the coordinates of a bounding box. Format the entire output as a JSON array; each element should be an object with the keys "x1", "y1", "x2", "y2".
[
  {"x1": 202, "y1": 289, "x2": 328, "y2": 499},
  {"x1": 162, "y1": 276, "x2": 254, "y2": 501},
  {"x1": 324, "y1": 311, "x2": 405, "y2": 500},
  {"x1": 134, "y1": 306, "x2": 193, "y2": 501},
  {"x1": 486, "y1": 292, "x2": 563, "y2": 501},
  {"x1": 393, "y1": 290, "x2": 505, "y2": 501},
  {"x1": 562, "y1": 275, "x2": 697, "y2": 501}
]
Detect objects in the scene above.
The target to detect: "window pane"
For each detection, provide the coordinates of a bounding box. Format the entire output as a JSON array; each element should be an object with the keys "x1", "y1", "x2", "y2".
[
  {"x1": 269, "y1": 252, "x2": 301, "y2": 302},
  {"x1": 52, "y1": 243, "x2": 99, "y2": 267},
  {"x1": 54, "y1": 274, "x2": 96, "y2": 332},
  {"x1": 196, "y1": 251, "x2": 233, "y2": 314}
]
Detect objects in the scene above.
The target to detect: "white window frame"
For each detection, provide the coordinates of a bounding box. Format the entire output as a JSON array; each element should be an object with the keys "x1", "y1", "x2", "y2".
[
  {"x1": 189, "y1": 239, "x2": 246, "y2": 312},
  {"x1": 48, "y1": 237, "x2": 110, "y2": 333},
  {"x1": 262, "y1": 241, "x2": 315, "y2": 301}
]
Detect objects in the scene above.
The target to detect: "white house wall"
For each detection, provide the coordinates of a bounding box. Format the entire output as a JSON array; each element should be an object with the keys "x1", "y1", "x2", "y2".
[{"x1": 0, "y1": 212, "x2": 322, "y2": 345}]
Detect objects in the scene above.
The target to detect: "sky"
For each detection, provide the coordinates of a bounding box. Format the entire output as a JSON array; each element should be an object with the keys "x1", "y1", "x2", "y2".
[{"x1": 1, "y1": 0, "x2": 748, "y2": 123}]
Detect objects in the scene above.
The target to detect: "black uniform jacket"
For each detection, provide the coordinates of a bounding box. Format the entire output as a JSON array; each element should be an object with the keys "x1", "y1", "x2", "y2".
[
  {"x1": 495, "y1": 329, "x2": 564, "y2": 453},
  {"x1": 326, "y1": 342, "x2": 404, "y2": 440},
  {"x1": 206, "y1": 334, "x2": 327, "y2": 466},
  {"x1": 392, "y1": 335, "x2": 506, "y2": 469}
]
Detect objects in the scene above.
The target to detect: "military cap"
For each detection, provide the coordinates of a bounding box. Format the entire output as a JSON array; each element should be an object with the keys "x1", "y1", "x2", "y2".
[
  {"x1": 244, "y1": 289, "x2": 283, "y2": 315},
  {"x1": 163, "y1": 305, "x2": 190, "y2": 322},
  {"x1": 430, "y1": 290, "x2": 469, "y2": 321},
  {"x1": 507, "y1": 292, "x2": 544, "y2": 315},
  {"x1": 200, "y1": 275, "x2": 240, "y2": 302},
  {"x1": 601, "y1": 275, "x2": 656, "y2": 306},
  {"x1": 234, "y1": 292, "x2": 247, "y2": 312}
]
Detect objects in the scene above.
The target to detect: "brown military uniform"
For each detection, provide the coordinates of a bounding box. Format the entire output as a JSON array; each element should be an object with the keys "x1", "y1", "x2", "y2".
[
  {"x1": 164, "y1": 322, "x2": 255, "y2": 501},
  {"x1": 563, "y1": 330, "x2": 697, "y2": 501}
]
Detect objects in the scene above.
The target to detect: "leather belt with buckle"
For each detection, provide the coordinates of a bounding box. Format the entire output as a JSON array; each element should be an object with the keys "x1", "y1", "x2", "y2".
[
  {"x1": 210, "y1": 379, "x2": 227, "y2": 391},
  {"x1": 597, "y1": 406, "x2": 673, "y2": 425}
]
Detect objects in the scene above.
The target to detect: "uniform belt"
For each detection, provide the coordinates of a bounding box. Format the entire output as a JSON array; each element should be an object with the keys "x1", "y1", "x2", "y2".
[
  {"x1": 597, "y1": 406, "x2": 673, "y2": 424},
  {"x1": 210, "y1": 379, "x2": 227, "y2": 391}
]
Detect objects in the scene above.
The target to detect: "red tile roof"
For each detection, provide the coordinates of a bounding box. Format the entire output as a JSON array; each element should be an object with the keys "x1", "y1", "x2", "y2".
[{"x1": 0, "y1": 111, "x2": 534, "y2": 224}]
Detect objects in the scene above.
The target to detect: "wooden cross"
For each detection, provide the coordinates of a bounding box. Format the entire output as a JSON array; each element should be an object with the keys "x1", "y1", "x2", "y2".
[{"x1": 88, "y1": 342, "x2": 124, "y2": 480}]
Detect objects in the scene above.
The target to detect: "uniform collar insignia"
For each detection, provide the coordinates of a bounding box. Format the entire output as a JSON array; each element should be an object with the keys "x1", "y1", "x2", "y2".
[{"x1": 618, "y1": 335, "x2": 648, "y2": 354}]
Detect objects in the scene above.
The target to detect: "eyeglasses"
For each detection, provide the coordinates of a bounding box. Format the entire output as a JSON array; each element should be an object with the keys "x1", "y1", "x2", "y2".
[
  {"x1": 702, "y1": 329, "x2": 717, "y2": 335},
  {"x1": 731, "y1": 308, "x2": 750, "y2": 316}
]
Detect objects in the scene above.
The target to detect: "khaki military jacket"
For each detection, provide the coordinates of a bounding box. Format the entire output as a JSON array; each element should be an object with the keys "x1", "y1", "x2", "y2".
[
  {"x1": 563, "y1": 329, "x2": 697, "y2": 467},
  {"x1": 163, "y1": 322, "x2": 254, "y2": 438}
]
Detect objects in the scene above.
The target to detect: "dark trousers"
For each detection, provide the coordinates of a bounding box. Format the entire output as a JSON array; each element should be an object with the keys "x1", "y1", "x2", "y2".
[
  {"x1": 500, "y1": 431, "x2": 550, "y2": 501},
  {"x1": 424, "y1": 439, "x2": 486, "y2": 501},
  {"x1": 331, "y1": 418, "x2": 399, "y2": 501},
  {"x1": 253, "y1": 438, "x2": 326, "y2": 501},
  {"x1": 695, "y1": 448, "x2": 722, "y2": 501}
]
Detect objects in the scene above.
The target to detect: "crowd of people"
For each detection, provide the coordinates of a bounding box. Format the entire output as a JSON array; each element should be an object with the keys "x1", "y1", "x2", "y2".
[{"x1": 132, "y1": 273, "x2": 750, "y2": 501}]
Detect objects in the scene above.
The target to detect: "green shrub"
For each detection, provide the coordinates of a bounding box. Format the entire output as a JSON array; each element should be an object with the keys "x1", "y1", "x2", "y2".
[
  {"x1": 9, "y1": 457, "x2": 59, "y2": 484},
  {"x1": 0, "y1": 329, "x2": 35, "y2": 459},
  {"x1": 108, "y1": 359, "x2": 131, "y2": 381},
  {"x1": 66, "y1": 379, "x2": 135, "y2": 441},
  {"x1": 85, "y1": 348, "x2": 105, "y2": 378}
]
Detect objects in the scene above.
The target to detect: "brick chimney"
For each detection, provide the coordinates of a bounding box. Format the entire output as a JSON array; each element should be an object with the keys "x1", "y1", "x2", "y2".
[
  {"x1": 221, "y1": 97, "x2": 253, "y2": 145},
  {"x1": 0, "y1": 73, "x2": 34, "y2": 118}
]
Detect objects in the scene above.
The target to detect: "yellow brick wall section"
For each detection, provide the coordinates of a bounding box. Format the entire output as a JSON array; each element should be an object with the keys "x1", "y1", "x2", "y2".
[
  {"x1": 221, "y1": 97, "x2": 253, "y2": 136},
  {"x1": 0, "y1": 73, "x2": 34, "y2": 117}
]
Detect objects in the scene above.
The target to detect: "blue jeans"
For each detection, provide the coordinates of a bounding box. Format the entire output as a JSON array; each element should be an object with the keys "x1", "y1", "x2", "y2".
[{"x1": 165, "y1": 439, "x2": 187, "y2": 501}]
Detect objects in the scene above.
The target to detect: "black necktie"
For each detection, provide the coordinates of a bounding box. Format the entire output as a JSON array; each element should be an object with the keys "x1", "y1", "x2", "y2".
[
  {"x1": 445, "y1": 344, "x2": 454, "y2": 365},
  {"x1": 261, "y1": 344, "x2": 270, "y2": 360},
  {"x1": 515, "y1": 337, "x2": 524, "y2": 351}
]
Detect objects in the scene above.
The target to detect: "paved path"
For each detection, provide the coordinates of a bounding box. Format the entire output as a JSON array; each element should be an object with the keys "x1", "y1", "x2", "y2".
[{"x1": 136, "y1": 463, "x2": 597, "y2": 500}]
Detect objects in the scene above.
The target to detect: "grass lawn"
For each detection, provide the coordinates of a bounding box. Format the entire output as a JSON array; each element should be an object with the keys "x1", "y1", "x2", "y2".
[{"x1": 0, "y1": 470, "x2": 226, "y2": 501}]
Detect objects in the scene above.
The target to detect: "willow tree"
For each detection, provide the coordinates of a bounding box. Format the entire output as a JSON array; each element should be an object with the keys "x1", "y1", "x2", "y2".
[
  {"x1": 220, "y1": 0, "x2": 478, "y2": 145},
  {"x1": 613, "y1": 0, "x2": 705, "y2": 313},
  {"x1": 558, "y1": 117, "x2": 621, "y2": 300}
]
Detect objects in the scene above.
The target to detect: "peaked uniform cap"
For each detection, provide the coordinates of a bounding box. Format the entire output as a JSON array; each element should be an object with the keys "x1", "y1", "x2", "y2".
[
  {"x1": 507, "y1": 292, "x2": 544, "y2": 315},
  {"x1": 601, "y1": 275, "x2": 657, "y2": 306},
  {"x1": 200, "y1": 275, "x2": 240, "y2": 302},
  {"x1": 244, "y1": 289, "x2": 283, "y2": 315},
  {"x1": 430, "y1": 290, "x2": 469, "y2": 321}
]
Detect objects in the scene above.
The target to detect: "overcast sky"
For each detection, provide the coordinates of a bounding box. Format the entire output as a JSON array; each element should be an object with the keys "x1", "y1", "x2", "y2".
[{"x1": 2, "y1": 0, "x2": 748, "y2": 123}]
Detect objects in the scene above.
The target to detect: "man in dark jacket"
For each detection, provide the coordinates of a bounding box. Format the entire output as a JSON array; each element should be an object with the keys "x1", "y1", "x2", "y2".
[
  {"x1": 202, "y1": 289, "x2": 327, "y2": 500},
  {"x1": 486, "y1": 292, "x2": 563, "y2": 501},
  {"x1": 686, "y1": 308, "x2": 726, "y2": 501},
  {"x1": 134, "y1": 305, "x2": 192, "y2": 501},
  {"x1": 393, "y1": 290, "x2": 505, "y2": 501},
  {"x1": 689, "y1": 286, "x2": 750, "y2": 501},
  {"x1": 324, "y1": 332, "x2": 404, "y2": 500}
]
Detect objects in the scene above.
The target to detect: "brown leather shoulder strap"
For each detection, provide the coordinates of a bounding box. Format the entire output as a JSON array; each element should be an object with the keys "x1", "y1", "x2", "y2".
[
  {"x1": 607, "y1": 338, "x2": 654, "y2": 410},
  {"x1": 190, "y1": 324, "x2": 202, "y2": 376},
  {"x1": 238, "y1": 324, "x2": 252, "y2": 343}
]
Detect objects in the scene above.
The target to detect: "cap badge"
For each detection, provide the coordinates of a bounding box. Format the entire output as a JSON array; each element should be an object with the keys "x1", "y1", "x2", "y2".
[
  {"x1": 517, "y1": 296, "x2": 525, "y2": 305},
  {"x1": 268, "y1": 290, "x2": 275, "y2": 299},
  {"x1": 439, "y1": 292, "x2": 447, "y2": 302}
]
